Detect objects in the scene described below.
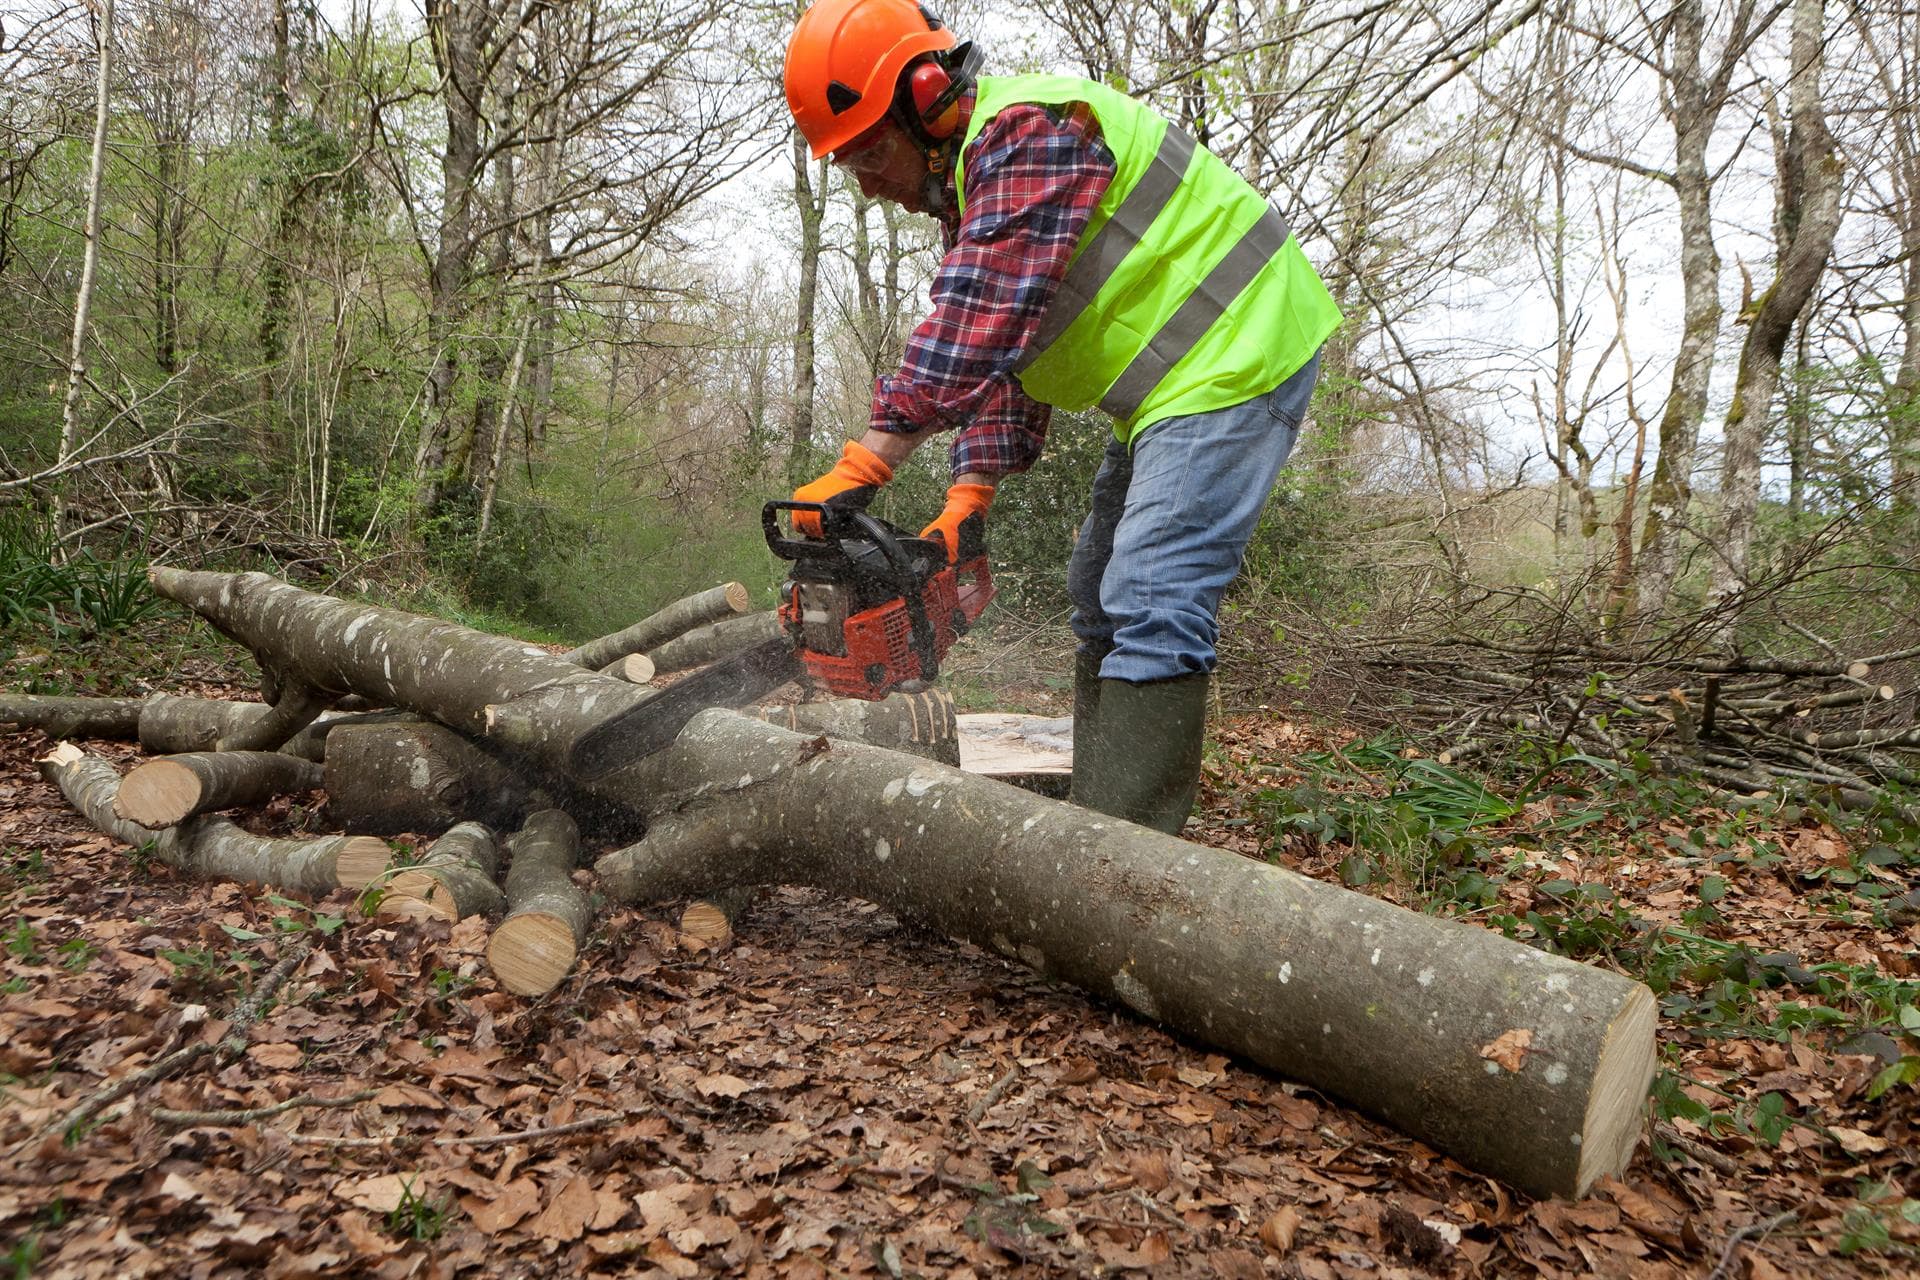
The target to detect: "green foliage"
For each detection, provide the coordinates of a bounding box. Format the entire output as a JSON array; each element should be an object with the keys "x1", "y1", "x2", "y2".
[
  {"x1": 0, "y1": 509, "x2": 164, "y2": 639},
  {"x1": 383, "y1": 1178, "x2": 455, "y2": 1243}
]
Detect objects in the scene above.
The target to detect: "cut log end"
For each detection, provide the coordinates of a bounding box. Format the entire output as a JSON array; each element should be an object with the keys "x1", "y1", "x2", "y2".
[
  {"x1": 487, "y1": 912, "x2": 581, "y2": 996},
  {"x1": 722, "y1": 581, "x2": 751, "y2": 614},
  {"x1": 1574, "y1": 985, "x2": 1659, "y2": 1197},
  {"x1": 113, "y1": 759, "x2": 201, "y2": 827},
  {"x1": 602, "y1": 653, "x2": 656, "y2": 685},
  {"x1": 386, "y1": 869, "x2": 461, "y2": 922},
  {"x1": 678, "y1": 900, "x2": 734, "y2": 947},
  {"x1": 334, "y1": 837, "x2": 398, "y2": 889},
  {"x1": 1846, "y1": 660, "x2": 1871, "y2": 680}
]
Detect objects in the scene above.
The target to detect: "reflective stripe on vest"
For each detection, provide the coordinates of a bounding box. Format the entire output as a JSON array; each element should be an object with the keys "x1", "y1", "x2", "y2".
[
  {"x1": 1011, "y1": 123, "x2": 1291, "y2": 421},
  {"x1": 957, "y1": 75, "x2": 1341, "y2": 437}
]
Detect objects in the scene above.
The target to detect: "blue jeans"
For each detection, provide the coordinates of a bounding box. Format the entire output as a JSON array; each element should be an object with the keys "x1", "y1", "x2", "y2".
[{"x1": 1068, "y1": 351, "x2": 1319, "y2": 681}]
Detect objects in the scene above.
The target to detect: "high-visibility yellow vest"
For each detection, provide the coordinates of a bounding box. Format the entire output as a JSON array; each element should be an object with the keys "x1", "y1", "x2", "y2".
[{"x1": 957, "y1": 74, "x2": 1342, "y2": 441}]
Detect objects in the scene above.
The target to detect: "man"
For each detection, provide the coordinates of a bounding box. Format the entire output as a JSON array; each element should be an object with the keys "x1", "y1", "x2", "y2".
[{"x1": 783, "y1": 0, "x2": 1341, "y2": 834}]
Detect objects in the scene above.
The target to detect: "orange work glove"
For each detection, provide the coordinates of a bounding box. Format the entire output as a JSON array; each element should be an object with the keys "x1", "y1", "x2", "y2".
[
  {"x1": 919, "y1": 482, "x2": 994, "y2": 562},
  {"x1": 791, "y1": 440, "x2": 894, "y2": 537}
]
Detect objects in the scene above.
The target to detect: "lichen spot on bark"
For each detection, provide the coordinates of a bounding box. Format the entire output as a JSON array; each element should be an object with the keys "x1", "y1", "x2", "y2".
[
  {"x1": 1544, "y1": 1062, "x2": 1570, "y2": 1086},
  {"x1": 1371, "y1": 948, "x2": 1382, "y2": 966},
  {"x1": 1418, "y1": 967, "x2": 1436, "y2": 987},
  {"x1": 1110, "y1": 969, "x2": 1159, "y2": 1020},
  {"x1": 1277, "y1": 962, "x2": 1292, "y2": 984},
  {"x1": 343, "y1": 616, "x2": 369, "y2": 646},
  {"x1": 874, "y1": 837, "x2": 890, "y2": 861},
  {"x1": 408, "y1": 757, "x2": 431, "y2": 790}
]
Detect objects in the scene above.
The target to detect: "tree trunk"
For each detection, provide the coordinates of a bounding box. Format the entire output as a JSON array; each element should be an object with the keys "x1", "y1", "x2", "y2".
[
  {"x1": 322, "y1": 720, "x2": 539, "y2": 835},
  {"x1": 0, "y1": 694, "x2": 146, "y2": 740},
  {"x1": 562, "y1": 582, "x2": 750, "y2": 670},
  {"x1": 55, "y1": 0, "x2": 115, "y2": 512},
  {"x1": 1704, "y1": 0, "x2": 1841, "y2": 626},
  {"x1": 488, "y1": 809, "x2": 589, "y2": 995},
  {"x1": 114, "y1": 751, "x2": 323, "y2": 828},
  {"x1": 38, "y1": 744, "x2": 382, "y2": 896},
  {"x1": 387, "y1": 820, "x2": 505, "y2": 922},
  {"x1": 646, "y1": 610, "x2": 784, "y2": 677},
  {"x1": 788, "y1": 131, "x2": 827, "y2": 487},
  {"x1": 596, "y1": 711, "x2": 1657, "y2": 1202}
]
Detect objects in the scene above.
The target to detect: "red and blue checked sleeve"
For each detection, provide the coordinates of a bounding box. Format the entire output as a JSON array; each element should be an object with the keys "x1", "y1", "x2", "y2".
[{"x1": 869, "y1": 101, "x2": 1116, "y2": 479}]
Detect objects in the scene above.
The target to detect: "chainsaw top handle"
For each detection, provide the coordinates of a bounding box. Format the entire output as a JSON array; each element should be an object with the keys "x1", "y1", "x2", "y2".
[{"x1": 763, "y1": 500, "x2": 932, "y2": 570}]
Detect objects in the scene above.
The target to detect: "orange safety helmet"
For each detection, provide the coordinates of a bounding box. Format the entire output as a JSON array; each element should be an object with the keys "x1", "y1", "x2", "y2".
[{"x1": 785, "y1": 0, "x2": 956, "y2": 159}]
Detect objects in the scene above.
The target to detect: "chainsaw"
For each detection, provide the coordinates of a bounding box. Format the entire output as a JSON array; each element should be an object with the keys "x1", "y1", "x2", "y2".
[{"x1": 568, "y1": 501, "x2": 993, "y2": 777}]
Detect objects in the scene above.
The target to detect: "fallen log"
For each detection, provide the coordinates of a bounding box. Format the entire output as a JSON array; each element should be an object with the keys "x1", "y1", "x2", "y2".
[
  {"x1": 322, "y1": 720, "x2": 539, "y2": 835},
  {"x1": 562, "y1": 582, "x2": 750, "y2": 670},
  {"x1": 597, "y1": 711, "x2": 1657, "y2": 1201},
  {"x1": 114, "y1": 751, "x2": 323, "y2": 827},
  {"x1": 645, "y1": 610, "x2": 783, "y2": 677},
  {"x1": 598, "y1": 653, "x2": 656, "y2": 685},
  {"x1": 138, "y1": 693, "x2": 274, "y2": 755},
  {"x1": 0, "y1": 694, "x2": 146, "y2": 740},
  {"x1": 387, "y1": 821, "x2": 506, "y2": 922},
  {"x1": 488, "y1": 809, "x2": 590, "y2": 996},
  {"x1": 753, "y1": 689, "x2": 959, "y2": 765},
  {"x1": 37, "y1": 744, "x2": 383, "y2": 896},
  {"x1": 147, "y1": 568, "x2": 656, "y2": 778}
]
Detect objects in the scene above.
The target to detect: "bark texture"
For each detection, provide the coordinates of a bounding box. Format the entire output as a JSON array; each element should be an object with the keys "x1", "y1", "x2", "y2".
[
  {"x1": 563, "y1": 582, "x2": 750, "y2": 670},
  {"x1": 597, "y1": 712, "x2": 1657, "y2": 1201},
  {"x1": 114, "y1": 751, "x2": 323, "y2": 827},
  {"x1": 138, "y1": 694, "x2": 276, "y2": 756},
  {"x1": 646, "y1": 610, "x2": 784, "y2": 677},
  {"x1": 753, "y1": 689, "x2": 959, "y2": 765},
  {"x1": 0, "y1": 695, "x2": 146, "y2": 740},
  {"x1": 488, "y1": 809, "x2": 590, "y2": 996},
  {"x1": 38, "y1": 744, "x2": 378, "y2": 896},
  {"x1": 147, "y1": 568, "x2": 653, "y2": 778},
  {"x1": 322, "y1": 721, "x2": 539, "y2": 835}
]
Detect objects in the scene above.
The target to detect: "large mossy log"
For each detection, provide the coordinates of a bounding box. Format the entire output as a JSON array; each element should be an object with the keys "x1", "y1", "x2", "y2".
[
  {"x1": 562, "y1": 582, "x2": 750, "y2": 670},
  {"x1": 0, "y1": 694, "x2": 146, "y2": 740},
  {"x1": 115, "y1": 751, "x2": 323, "y2": 827},
  {"x1": 38, "y1": 744, "x2": 383, "y2": 895},
  {"x1": 597, "y1": 711, "x2": 1657, "y2": 1201}
]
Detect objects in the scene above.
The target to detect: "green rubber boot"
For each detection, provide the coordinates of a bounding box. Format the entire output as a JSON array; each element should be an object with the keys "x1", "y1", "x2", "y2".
[{"x1": 1070, "y1": 670, "x2": 1209, "y2": 835}]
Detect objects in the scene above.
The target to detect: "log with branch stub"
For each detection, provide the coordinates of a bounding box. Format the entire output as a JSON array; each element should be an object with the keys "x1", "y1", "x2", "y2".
[
  {"x1": 0, "y1": 694, "x2": 147, "y2": 740},
  {"x1": 488, "y1": 809, "x2": 591, "y2": 996},
  {"x1": 596, "y1": 711, "x2": 1657, "y2": 1202},
  {"x1": 137, "y1": 693, "x2": 276, "y2": 756},
  {"x1": 114, "y1": 751, "x2": 322, "y2": 827},
  {"x1": 38, "y1": 744, "x2": 384, "y2": 895},
  {"x1": 645, "y1": 610, "x2": 783, "y2": 677},
  {"x1": 147, "y1": 567, "x2": 656, "y2": 779},
  {"x1": 562, "y1": 582, "x2": 750, "y2": 670},
  {"x1": 213, "y1": 680, "x2": 328, "y2": 752},
  {"x1": 384, "y1": 821, "x2": 505, "y2": 923}
]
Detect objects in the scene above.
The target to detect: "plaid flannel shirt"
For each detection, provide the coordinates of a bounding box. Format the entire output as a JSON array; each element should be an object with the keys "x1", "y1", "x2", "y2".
[{"x1": 870, "y1": 99, "x2": 1117, "y2": 480}]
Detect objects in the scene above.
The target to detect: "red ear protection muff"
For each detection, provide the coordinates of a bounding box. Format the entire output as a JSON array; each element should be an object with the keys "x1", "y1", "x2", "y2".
[{"x1": 909, "y1": 60, "x2": 960, "y2": 138}]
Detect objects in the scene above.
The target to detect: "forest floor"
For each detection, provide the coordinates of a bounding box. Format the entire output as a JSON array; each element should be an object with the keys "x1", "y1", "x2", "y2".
[{"x1": 1, "y1": 619, "x2": 1917, "y2": 1279}]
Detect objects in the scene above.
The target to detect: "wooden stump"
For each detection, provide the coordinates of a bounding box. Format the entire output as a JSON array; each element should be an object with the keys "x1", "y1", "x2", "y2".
[{"x1": 487, "y1": 810, "x2": 590, "y2": 995}]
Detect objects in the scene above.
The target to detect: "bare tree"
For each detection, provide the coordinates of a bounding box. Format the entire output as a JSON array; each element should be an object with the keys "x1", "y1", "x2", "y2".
[{"x1": 1705, "y1": 0, "x2": 1843, "y2": 623}]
